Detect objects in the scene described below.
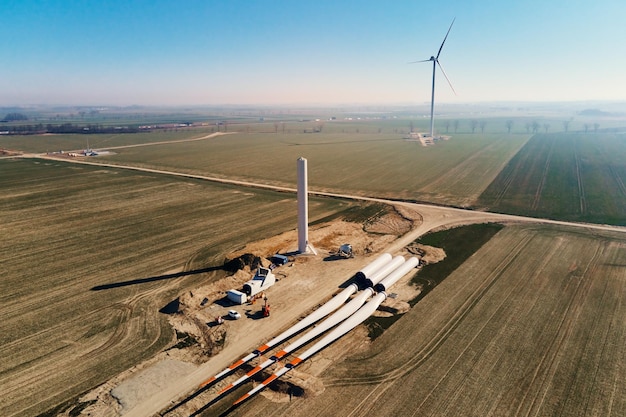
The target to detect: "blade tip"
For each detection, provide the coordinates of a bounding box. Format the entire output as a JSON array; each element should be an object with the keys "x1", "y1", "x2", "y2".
[{"x1": 234, "y1": 394, "x2": 250, "y2": 405}]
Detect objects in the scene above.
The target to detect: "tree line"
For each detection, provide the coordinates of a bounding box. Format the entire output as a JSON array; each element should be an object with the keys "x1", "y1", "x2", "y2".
[
  {"x1": 0, "y1": 123, "x2": 144, "y2": 135},
  {"x1": 437, "y1": 119, "x2": 601, "y2": 134}
]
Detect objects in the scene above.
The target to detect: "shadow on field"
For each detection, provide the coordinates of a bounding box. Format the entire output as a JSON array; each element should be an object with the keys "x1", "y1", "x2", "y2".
[{"x1": 90, "y1": 266, "x2": 222, "y2": 291}]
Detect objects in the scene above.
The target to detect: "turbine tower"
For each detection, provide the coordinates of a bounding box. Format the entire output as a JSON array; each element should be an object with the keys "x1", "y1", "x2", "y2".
[
  {"x1": 297, "y1": 157, "x2": 316, "y2": 255},
  {"x1": 411, "y1": 18, "x2": 457, "y2": 139}
]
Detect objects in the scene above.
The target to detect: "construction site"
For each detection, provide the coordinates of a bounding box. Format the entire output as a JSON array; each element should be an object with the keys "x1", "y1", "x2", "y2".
[{"x1": 73, "y1": 158, "x2": 436, "y2": 417}]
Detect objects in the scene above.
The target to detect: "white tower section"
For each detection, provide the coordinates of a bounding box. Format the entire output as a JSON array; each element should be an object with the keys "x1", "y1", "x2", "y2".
[{"x1": 297, "y1": 157, "x2": 316, "y2": 255}]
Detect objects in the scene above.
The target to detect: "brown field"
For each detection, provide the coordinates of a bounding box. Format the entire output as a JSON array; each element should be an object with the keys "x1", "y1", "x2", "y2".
[
  {"x1": 0, "y1": 158, "x2": 356, "y2": 417},
  {"x1": 231, "y1": 224, "x2": 626, "y2": 417}
]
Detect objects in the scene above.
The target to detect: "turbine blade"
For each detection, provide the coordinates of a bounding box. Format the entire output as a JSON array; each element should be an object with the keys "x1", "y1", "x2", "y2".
[
  {"x1": 436, "y1": 17, "x2": 456, "y2": 59},
  {"x1": 408, "y1": 59, "x2": 432, "y2": 64},
  {"x1": 437, "y1": 60, "x2": 457, "y2": 95}
]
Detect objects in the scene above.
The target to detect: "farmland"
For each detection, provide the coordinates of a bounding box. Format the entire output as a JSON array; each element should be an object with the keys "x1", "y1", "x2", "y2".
[
  {"x1": 3, "y1": 109, "x2": 626, "y2": 417},
  {"x1": 2, "y1": 114, "x2": 532, "y2": 208},
  {"x1": 0, "y1": 158, "x2": 356, "y2": 417},
  {"x1": 232, "y1": 223, "x2": 626, "y2": 417},
  {"x1": 477, "y1": 133, "x2": 626, "y2": 226},
  {"x1": 92, "y1": 131, "x2": 528, "y2": 207}
]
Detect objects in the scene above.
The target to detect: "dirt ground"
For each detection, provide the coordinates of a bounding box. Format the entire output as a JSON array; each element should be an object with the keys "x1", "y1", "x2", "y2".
[{"x1": 69, "y1": 204, "x2": 436, "y2": 417}]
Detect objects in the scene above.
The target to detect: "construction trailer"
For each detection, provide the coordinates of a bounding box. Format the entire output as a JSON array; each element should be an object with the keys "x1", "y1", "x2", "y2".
[
  {"x1": 227, "y1": 289, "x2": 248, "y2": 305},
  {"x1": 270, "y1": 254, "x2": 289, "y2": 267}
]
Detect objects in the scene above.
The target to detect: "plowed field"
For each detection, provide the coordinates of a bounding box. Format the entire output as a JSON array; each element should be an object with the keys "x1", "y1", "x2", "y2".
[
  {"x1": 0, "y1": 158, "x2": 353, "y2": 416},
  {"x1": 232, "y1": 224, "x2": 626, "y2": 417}
]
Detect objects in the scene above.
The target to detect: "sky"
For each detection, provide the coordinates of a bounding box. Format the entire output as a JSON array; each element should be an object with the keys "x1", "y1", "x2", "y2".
[{"x1": 1, "y1": 0, "x2": 625, "y2": 106}]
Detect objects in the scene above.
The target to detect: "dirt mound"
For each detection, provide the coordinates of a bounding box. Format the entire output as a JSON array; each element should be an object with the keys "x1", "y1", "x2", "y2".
[
  {"x1": 364, "y1": 205, "x2": 416, "y2": 235},
  {"x1": 223, "y1": 253, "x2": 267, "y2": 272},
  {"x1": 407, "y1": 243, "x2": 446, "y2": 265}
]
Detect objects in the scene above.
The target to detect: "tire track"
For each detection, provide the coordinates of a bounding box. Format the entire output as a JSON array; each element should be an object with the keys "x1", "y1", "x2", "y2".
[
  {"x1": 531, "y1": 140, "x2": 554, "y2": 211},
  {"x1": 338, "y1": 233, "x2": 534, "y2": 417},
  {"x1": 491, "y1": 145, "x2": 534, "y2": 207},
  {"x1": 599, "y1": 147, "x2": 626, "y2": 197},
  {"x1": 574, "y1": 141, "x2": 587, "y2": 215},
  {"x1": 517, "y1": 243, "x2": 601, "y2": 417},
  {"x1": 423, "y1": 238, "x2": 565, "y2": 417},
  {"x1": 609, "y1": 165, "x2": 626, "y2": 196},
  {"x1": 78, "y1": 279, "x2": 178, "y2": 358}
]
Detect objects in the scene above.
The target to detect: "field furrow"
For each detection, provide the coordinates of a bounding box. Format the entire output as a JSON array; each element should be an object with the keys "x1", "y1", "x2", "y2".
[
  {"x1": 478, "y1": 133, "x2": 626, "y2": 225},
  {"x1": 531, "y1": 140, "x2": 554, "y2": 211},
  {"x1": 252, "y1": 225, "x2": 626, "y2": 417},
  {"x1": 0, "y1": 158, "x2": 354, "y2": 416},
  {"x1": 573, "y1": 141, "x2": 587, "y2": 215}
]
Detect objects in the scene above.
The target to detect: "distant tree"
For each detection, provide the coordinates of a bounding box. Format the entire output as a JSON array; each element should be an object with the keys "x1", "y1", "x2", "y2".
[
  {"x1": 594, "y1": 123, "x2": 600, "y2": 133},
  {"x1": 479, "y1": 121, "x2": 487, "y2": 133},
  {"x1": 505, "y1": 120, "x2": 514, "y2": 134},
  {"x1": 444, "y1": 120, "x2": 450, "y2": 133},
  {"x1": 470, "y1": 120, "x2": 478, "y2": 133},
  {"x1": 532, "y1": 121, "x2": 540, "y2": 134},
  {"x1": 453, "y1": 120, "x2": 460, "y2": 133},
  {"x1": 563, "y1": 120, "x2": 570, "y2": 132},
  {"x1": 543, "y1": 123, "x2": 550, "y2": 133},
  {"x1": 409, "y1": 121, "x2": 414, "y2": 132},
  {"x1": 2, "y1": 112, "x2": 28, "y2": 122}
]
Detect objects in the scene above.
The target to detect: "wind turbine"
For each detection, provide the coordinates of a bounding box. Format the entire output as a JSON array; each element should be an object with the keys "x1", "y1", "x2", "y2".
[{"x1": 410, "y1": 18, "x2": 457, "y2": 139}]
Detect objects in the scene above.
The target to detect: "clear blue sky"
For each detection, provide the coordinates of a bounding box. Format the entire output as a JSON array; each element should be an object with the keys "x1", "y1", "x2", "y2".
[{"x1": 1, "y1": 0, "x2": 625, "y2": 106}]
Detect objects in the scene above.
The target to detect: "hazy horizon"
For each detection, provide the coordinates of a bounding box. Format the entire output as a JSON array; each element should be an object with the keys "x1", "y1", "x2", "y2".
[{"x1": 2, "y1": 0, "x2": 625, "y2": 107}]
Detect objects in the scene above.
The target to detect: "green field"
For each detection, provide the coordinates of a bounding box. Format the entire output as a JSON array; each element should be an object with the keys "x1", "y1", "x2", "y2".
[
  {"x1": 89, "y1": 131, "x2": 528, "y2": 208},
  {"x1": 0, "y1": 158, "x2": 357, "y2": 417},
  {"x1": 0, "y1": 128, "x2": 221, "y2": 154},
  {"x1": 477, "y1": 133, "x2": 626, "y2": 225}
]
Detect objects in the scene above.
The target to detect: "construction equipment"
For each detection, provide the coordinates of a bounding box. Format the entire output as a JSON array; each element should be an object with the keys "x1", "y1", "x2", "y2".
[
  {"x1": 338, "y1": 243, "x2": 353, "y2": 258},
  {"x1": 262, "y1": 299, "x2": 270, "y2": 318}
]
